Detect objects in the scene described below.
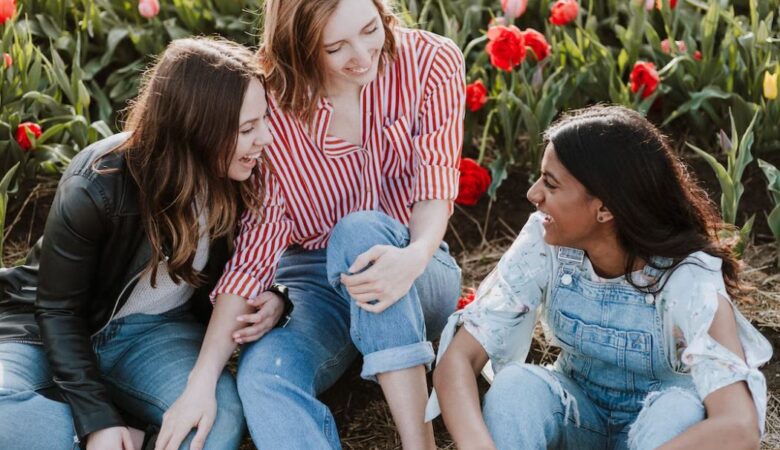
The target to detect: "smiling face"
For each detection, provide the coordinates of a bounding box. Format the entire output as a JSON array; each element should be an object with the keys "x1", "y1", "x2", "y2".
[
  {"x1": 320, "y1": 0, "x2": 386, "y2": 92},
  {"x1": 526, "y1": 143, "x2": 609, "y2": 248},
  {"x1": 227, "y1": 78, "x2": 273, "y2": 181}
]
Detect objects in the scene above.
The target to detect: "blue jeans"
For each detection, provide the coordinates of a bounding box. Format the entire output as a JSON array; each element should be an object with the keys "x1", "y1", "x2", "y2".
[
  {"x1": 0, "y1": 305, "x2": 245, "y2": 450},
  {"x1": 237, "y1": 211, "x2": 462, "y2": 449},
  {"x1": 483, "y1": 364, "x2": 705, "y2": 450}
]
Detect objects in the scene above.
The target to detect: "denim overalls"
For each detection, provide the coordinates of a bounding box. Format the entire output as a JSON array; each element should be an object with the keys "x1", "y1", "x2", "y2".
[{"x1": 482, "y1": 247, "x2": 706, "y2": 450}]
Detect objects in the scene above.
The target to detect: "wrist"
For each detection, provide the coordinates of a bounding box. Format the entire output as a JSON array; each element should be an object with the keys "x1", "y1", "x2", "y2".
[
  {"x1": 405, "y1": 242, "x2": 433, "y2": 274},
  {"x1": 267, "y1": 283, "x2": 294, "y2": 328},
  {"x1": 186, "y1": 367, "x2": 219, "y2": 390}
]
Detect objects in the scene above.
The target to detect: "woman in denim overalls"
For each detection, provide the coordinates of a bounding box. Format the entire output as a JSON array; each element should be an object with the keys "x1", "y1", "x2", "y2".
[{"x1": 429, "y1": 105, "x2": 772, "y2": 450}]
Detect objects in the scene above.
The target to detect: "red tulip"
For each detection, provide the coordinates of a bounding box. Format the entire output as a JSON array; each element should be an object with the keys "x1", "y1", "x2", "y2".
[
  {"x1": 501, "y1": 0, "x2": 527, "y2": 20},
  {"x1": 466, "y1": 80, "x2": 489, "y2": 112},
  {"x1": 456, "y1": 158, "x2": 491, "y2": 206},
  {"x1": 456, "y1": 288, "x2": 477, "y2": 310},
  {"x1": 630, "y1": 61, "x2": 660, "y2": 99},
  {"x1": 16, "y1": 122, "x2": 42, "y2": 151},
  {"x1": 549, "y1": 0, "x2": 579, "y2": 26},
  {"x1": 522, "y1": 28, "x2": 551, "y2": 62},
  {"x1": 0, "y1": 0, "x2": 15, "y2": 25},
  {"x1": 138, "y1": 0, "x2": 160, "y2": 18},
  {"x1": 486, "y1": 25, "x2": 525, "y2": 72},
  {"x1": 2, "y1": 52, "x2": 11, "y2": 68}
]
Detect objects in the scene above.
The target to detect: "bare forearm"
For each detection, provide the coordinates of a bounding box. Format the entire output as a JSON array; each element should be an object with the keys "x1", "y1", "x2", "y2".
[
  {"x1": 407, "y1": 199, "x2": 450, "y2": 260},
  {"x1": 434, "y1": 328, "x2": 495, "y2": 449},
  {"x1": 659, "y1": 416, "x2": 760, "y2": 450},
  {"x1": 188, "y1": 293, "x2": 253, "y2": 387}
]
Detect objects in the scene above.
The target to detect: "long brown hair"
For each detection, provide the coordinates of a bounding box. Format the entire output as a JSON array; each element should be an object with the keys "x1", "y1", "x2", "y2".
[
  {"x1": 545, "y1": 105, "x2": 744, "y2": 299},
  {"x1": 104, "y1": 37, "x2": 264, "y2": 287},
  {"x1": 259, "y1": 0, "x2": 399, "y2": 124}
]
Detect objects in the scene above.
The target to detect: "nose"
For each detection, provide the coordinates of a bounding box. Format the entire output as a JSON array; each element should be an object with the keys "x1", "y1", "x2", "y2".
[
  {"x1": 526, "y1": 178, "x2": 543, "y2": 206},
  {"x1": 351, "y1": 42, "x2": 373, "y2": 67},
  {"x1": 256, "y1": 121, "x2": 273, "y2": 147}
]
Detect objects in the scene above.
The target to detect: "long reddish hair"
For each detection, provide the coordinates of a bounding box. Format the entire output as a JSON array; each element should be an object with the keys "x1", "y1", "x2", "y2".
[{"x1": 259, "y1": 0, "x2": 399, "y2": 124}]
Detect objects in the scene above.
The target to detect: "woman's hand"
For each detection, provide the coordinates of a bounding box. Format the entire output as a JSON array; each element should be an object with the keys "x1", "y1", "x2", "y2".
[
  {"x1": 232, "y1": 290, "x2": 285, "y2": 343},
  {"x1": 340, "y1": 244, "x2": 428, "y2": 313},
  {"x1": 155, "y1": 381, "x2": 217, "y2": 450},
  {"x1": 86, "y1": 426, "x2": 135, "y2": 450}
]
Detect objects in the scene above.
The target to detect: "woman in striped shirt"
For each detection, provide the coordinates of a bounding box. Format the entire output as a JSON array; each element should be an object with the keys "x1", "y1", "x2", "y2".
[{"x1": 158, "y1": 0, "x2": 466, "y2": 448}]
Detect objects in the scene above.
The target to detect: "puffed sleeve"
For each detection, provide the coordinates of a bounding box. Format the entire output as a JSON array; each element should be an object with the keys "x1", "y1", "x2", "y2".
[
  {"x1": 426, "y1": 212, "x2": 552, "y2": 420},
  {"x1": 664, "y1": 253, "x2": 773, "y2": 434}
]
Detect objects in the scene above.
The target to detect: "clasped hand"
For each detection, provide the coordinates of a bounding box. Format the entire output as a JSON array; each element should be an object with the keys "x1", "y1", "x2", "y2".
[{"x1": 340, "y1": 244, "x2": 427, "y2": 313}]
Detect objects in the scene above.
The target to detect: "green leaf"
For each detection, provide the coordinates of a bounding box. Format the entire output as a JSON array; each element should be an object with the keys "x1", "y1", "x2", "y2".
[
  {"x1": 767, "y1": 205, "x2": 780, "y2": 241},
  {"x1": 758, "y1": 159, "x2": 780, "y2": 204},
  {"x1": 687, "y1": 142, "x2": 737, "y2": 223},
  {"x1": 734, "y1": 214, "x2": 755, "y2": 259},
  {"x1": 662, "y1": 87, "x2": 733, "y2": 126}
]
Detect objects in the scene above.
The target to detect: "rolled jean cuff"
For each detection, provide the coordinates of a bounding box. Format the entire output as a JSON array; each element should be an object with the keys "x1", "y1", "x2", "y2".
[{"x1": 360, "y1": 341, "x2": 435, "y2": 382}]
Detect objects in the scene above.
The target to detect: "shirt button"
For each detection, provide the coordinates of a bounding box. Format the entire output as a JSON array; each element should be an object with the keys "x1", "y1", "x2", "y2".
[
  {"x1": 645, "y1": 294, "x2": 655, "y2": 304},
  {"x1": 561, "y1": 274, "x2": 572, "y2": 286}
]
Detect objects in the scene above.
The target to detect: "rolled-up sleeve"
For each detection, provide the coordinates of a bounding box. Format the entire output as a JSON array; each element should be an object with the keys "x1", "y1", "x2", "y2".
[
  {"x1": 411, "y1": 38, "x2": 465, "y2": 206},
  {"x1": 426, "y1": 213, "x2": 552, "y2": 420},
  {"x1": 665, "y1": 259, "x2": 773, "y2": 435},
  {"x1": 211, "y1": 169, "x2": 294, "y2": 301},
  {"x1": 459, "y1": 213, "x2": 552, "y2": 372}
]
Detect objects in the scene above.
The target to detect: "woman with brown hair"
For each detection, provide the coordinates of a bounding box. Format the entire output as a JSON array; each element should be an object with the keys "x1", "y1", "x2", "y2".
[
  {"x1": 159, "y1": 0, "x2": 465, "y2": 448},
  {"x1": 0, "y1": 37, "x2": 277, "y2": 450}
]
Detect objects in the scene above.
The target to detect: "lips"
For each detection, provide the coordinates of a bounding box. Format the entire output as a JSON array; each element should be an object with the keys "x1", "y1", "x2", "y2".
[
  {"x1": 345, "y1": 66, "x2": 369, "y2": 74},
  {"x1": 238, "y1": 152, "x2": 261, "y2": 168}
]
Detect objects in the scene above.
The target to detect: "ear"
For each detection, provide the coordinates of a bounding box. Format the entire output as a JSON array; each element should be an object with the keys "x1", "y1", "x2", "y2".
[{"x1": 596, "y1": 204, "x2": 614, "y2": 224}]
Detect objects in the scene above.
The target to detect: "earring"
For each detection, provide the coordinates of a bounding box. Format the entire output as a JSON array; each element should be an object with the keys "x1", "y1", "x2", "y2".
[{"x1": 597, "y1": 215, "x2": 605, "y2": 222}]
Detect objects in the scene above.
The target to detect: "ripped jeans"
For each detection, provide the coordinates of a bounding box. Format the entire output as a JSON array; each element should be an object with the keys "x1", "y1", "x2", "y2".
[
  {"x1": 482, "y1": 248, "x2": 705, "y2": 449},
  {"x1": 483, "y1": 364, "x2": 704, "y2": 450}
]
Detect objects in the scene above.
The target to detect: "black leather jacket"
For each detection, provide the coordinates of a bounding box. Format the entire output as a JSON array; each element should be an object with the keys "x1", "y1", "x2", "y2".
[{"x1": 0, "y1": 132, "x2": 230, "y2": 441}]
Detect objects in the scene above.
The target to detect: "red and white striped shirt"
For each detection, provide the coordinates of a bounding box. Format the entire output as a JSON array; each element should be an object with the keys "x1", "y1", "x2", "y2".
[{"x1": 212, "y1": 28, "x2": 465, "y2": 300}]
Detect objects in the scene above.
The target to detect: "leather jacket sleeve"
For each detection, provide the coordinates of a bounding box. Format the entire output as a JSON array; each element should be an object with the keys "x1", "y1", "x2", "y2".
[{"x1": 35, "y1": 173, "x2": 125, "y2": 441}]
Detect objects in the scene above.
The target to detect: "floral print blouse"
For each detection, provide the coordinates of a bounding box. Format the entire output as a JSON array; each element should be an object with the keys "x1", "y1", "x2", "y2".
[{"x1": 426, "y1": 212, "x2": 773, "y2": 434}]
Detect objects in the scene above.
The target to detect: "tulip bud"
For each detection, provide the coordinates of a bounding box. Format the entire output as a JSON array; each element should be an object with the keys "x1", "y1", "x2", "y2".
[
  {"x1": 764, "y1": 71, "x2": 778, "y2": 100},
  {"x1": 138, "y1": 0, "x2": 160, "y2": 18}
]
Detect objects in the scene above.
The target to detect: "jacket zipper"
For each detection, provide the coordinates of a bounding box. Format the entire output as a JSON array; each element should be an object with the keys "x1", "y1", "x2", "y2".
[{"x1": 90, "y1": 269, "x2": 144, "y2": 338}]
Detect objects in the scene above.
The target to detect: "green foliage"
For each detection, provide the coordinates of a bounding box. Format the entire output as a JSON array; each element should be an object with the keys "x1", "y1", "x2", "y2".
[
  {"x1": 0, "y1": 0, "x2": 260, "y2": 212},
  {"x1": 0, "y1": 162, "x2": 19, "y2": 267},
  {"x1": 687, "y1": 110, "x2": 758, "y2": 257},
  {"x1": 758, "y1": 158, "x2": 780, "y2": 250}
]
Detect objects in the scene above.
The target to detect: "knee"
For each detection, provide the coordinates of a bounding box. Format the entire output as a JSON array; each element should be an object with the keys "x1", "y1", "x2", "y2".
[
  {"x1": 483, "y1": 365, "x2": 564, "y2": 447},
  {"x1": 237, "y1": 342, "x2": 316, "y2": 399},
  {"x1": 327, "y1": 212, "x2": 405, "y2": 267},
  {"x1": 628, "y1": 388, "x2": 705, "y2": 450}
]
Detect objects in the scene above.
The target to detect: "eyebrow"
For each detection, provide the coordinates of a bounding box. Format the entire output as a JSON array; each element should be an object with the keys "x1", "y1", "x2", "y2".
[
  {"x1": 323, "y1": 18, "x2": 378, "y2": 47},
  {"x1": 239, "y1": 117, "x2": 260, "y2": 127}
]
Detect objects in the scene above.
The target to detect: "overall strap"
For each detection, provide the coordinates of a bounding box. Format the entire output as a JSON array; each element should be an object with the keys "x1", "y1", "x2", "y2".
[{"x1": 556, "y1": 247, "x2": 584, "y2": 286}]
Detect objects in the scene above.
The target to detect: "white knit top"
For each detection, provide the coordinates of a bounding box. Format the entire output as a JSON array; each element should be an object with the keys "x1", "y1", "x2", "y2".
[{"x1": 114, "y1": 210, "x2": 210, "y2": 320}]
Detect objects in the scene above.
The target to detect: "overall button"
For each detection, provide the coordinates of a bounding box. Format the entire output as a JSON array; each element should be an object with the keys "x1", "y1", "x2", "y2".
[
  {"x1": 645, "y1": 293, "x2": 655, "y2": 304},
  {"x1": 561, "y1": 274, "x2": 573, "y2": 286}
]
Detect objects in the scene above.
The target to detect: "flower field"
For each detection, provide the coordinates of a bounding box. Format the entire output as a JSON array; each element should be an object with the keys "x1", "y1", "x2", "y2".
[{"x1": 1, "y1": 0, "x2": 780, "y2": 448}]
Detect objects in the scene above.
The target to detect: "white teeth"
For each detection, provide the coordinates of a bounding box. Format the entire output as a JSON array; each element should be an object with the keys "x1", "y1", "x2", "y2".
[
  {"x1": 240, "y1": 153, "x2": 261, "y2": 161},
  {"x1": 346, "y1": 66, "x2": 368, "y2": 74}
]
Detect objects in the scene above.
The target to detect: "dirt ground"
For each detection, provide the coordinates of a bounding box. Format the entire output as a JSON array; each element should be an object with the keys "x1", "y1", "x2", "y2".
[{"x1": 3, "y1": 153, "x2": 780, "y2": 449}]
